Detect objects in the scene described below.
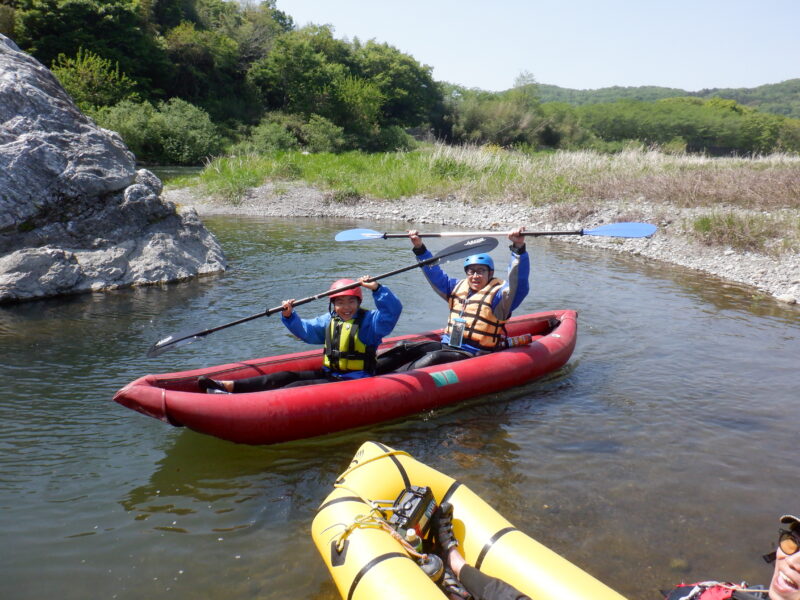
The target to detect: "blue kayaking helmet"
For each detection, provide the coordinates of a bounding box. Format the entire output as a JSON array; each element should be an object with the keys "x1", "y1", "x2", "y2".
[{"x1": 463, "y1": 253, "x2": 494, "y2": 272}]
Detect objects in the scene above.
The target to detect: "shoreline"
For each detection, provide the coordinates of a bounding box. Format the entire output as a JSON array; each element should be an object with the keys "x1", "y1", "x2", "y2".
[{"x1": 168, "y1": 182, "x2": 800, "y2": 305}]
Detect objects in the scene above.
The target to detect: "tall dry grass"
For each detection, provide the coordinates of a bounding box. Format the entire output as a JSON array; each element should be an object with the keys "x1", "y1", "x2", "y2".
[
  {"x1": 192, "y1": 143, "x2": 800, "y2": 253},
  {"x1": 424, "y1": 144, "x2": 800, "y2": 209},
  {"x1": 689, "y1": 211, "x2": 800, "y2": 254}
]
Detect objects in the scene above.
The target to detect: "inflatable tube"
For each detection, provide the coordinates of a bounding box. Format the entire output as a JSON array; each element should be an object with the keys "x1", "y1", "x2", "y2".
[
  {"x1": 312, "y1": 441, "x2": 628, "y2": 600},
  {"x1": 114, "y1": 311, "x2": 577, "y2": 445}
]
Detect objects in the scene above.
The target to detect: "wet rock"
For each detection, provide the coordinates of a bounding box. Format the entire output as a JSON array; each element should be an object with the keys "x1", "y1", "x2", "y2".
[
  {"x1": 0, "y1": 34, "x2": 226, "y2": 303},
  {"x1": 668, "y1": 557, "x2": 691, "y2": 572}
]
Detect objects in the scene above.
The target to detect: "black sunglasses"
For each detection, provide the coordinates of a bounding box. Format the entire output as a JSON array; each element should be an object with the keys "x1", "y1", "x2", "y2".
[{"x1": 763, "y1": 528, "x2": 800, "y2": 563}]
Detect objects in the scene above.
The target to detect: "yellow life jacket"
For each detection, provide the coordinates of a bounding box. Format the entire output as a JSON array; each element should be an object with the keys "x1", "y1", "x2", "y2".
[
  {"x1": 323, "y1": 310, "x2": 377, "y2": 375},
  {"x1": 446, "y1": 278, "x2": 506, "y2": 351}
]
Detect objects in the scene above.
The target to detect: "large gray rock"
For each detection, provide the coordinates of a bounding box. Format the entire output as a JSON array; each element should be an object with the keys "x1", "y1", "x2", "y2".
[{"x1": 0, "y1": 34, "x2": 226, "y2": 303}]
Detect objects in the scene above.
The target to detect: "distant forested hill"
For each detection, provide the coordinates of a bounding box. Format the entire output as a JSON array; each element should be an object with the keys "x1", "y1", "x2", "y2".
[
  {"x1": 698, "y1": 79, "x2": 800, "y2": 119},
  {"x1": 536, "y1": 84, "x2": 687, "y2": 105},
  {"x1": 537, "y1": 79, "x2": 800, "y2": 118}
]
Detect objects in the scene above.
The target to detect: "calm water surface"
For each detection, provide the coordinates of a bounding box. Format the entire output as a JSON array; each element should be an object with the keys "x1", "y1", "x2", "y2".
[{"x1": 1, "y1": 216, "x2": 798, "y2": 600}]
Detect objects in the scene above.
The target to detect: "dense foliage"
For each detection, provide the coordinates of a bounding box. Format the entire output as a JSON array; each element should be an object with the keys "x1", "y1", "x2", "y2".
[
  {"x1": 91, "y1": 98, "x2": 223, "y2": 164},
  {"x1": 50, "y1": 47, "x2": 140, "y2": 109},
  {"x1": 701, "y1": 79, "x2": 800, "y2": 120},
  {"x1": 3, "y1": 0, "x2": 798, "y2": 163},
  {"x1": 538, "y1": 80, "x2": 800, "y2": 119},
  {"x1": 576, "y1": 97, "x2": 800, "y2": 155},
  {"x1": 537, "y1": 84, "x2": 688, "y2": 105}
]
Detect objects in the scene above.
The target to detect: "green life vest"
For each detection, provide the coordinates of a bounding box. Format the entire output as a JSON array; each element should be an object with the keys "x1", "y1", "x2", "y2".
[{"x1": 323, "y1": 309, "x2": 377, "y2": 375}]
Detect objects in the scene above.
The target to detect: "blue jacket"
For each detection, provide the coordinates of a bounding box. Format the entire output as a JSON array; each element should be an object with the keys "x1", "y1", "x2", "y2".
[
  {"x1": 413, "y1": 244, "x2": 530, "y2": 354},
  {"x1": 280, "y1": 284, "x2": 402, "y2": 379}
]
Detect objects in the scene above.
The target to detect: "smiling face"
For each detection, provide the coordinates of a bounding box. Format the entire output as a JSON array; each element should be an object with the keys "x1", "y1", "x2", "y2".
[
  {"x1": 769, "y1": 528, "x2": 800, "y2": 600},
  {"x1": 332, "y1": 296, "x2": 360, "y2": 321},
  {"x1": 464, "y1": 266, "x2": 491, "y2": 291}
]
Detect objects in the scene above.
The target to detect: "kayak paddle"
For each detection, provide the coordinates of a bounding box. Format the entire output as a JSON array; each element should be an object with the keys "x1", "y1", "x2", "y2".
[
  {"x1": 335, "y1": 222, "x2": 657, "y2": 241},
  {"x1": 146, "y1": 235, "x2": 499, "y2": 357}
]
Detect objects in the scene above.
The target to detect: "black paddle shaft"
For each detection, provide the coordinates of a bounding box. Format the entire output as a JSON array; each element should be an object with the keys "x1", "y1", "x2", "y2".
[
  {"x1": 192, "y1": 250, "x2": 464, "y2": 331},
  {"x1": 146, "y1": 236, "x2": 498, "y2": 357}
]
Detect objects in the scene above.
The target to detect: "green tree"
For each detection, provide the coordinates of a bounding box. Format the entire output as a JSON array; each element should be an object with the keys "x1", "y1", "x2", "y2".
[
  {"x1": 506, "y1": 71, "x2": 540, "y2": 111},
  {"x1": 446, "y1": 77, "x2": 545, "y2": 147},
  {"x1": 538, "y1": 102, "x2": 592, "y2": 149},
  {"x1": 575, "y1": 97, "x2": 795, "y2": 154},
  {"x1": 15, "y1": 0, "x2": 172, "y2": 93},
  {"x1": 739, "y1": 111, "x2": 791, "y2": 154},
  {"x1": 51, "y1": 47, "x2": 139, "y2": 111},
  {"x1": 138, "y1": 0, "x2": 198, "y2": 32},
  {"x1": 776, "y1": 118, "x2": 800, "y2": 152},
  {"x1": 352, "y1": 40, "x2": 439, "y2": 128},
  {"x1": 235, "y1": 0, "x2": 292, "y2": 66},
  {"x1": 163, "y1": 21, "x2": 239, "y2": 104},
  {"x1": 194, "y1": 0, "x2": 240, "y2": 32},
  {"x1": 330, "y1": 74, "x2": 384, "y2": 140},
  {"x1": 246, "y1": 26, "x2": 348, "y2": 116},
  {"x1": 0, "y1": 3, "x2": 16, "y2": 37}
]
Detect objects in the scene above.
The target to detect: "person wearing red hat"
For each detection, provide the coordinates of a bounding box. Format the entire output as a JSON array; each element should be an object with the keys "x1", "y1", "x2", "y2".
[
  {"x1": 199, "y1": 275, "x2": 401, "y2": 393},
  {"x1": 662, "y1": 514, "x2": 800, "y2": 600}
]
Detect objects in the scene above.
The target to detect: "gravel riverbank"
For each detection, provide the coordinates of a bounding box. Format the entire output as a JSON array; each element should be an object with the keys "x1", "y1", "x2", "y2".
[{"x1": 169, "y1": 182, "x2": 800, "y2": 305}]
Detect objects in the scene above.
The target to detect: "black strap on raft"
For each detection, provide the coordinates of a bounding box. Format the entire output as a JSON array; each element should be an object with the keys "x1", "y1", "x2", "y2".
[
  {"x1": 373, "y1": 441, "x2": 411, "y2": 489},
  {"x1": 344, "y1": 551, "x2": 410, "y2": 600},
  {"x1": 324, "y1": 309, "x2": 377, "y2": 374},
  {"x1": 474, "y1": 526, "x2": 518, "y2": 570}
]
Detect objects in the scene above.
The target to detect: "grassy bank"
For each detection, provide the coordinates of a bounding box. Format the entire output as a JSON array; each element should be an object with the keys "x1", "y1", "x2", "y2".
[{"x1": 179, "y1": 143, "x2": 800, "y2": 254}]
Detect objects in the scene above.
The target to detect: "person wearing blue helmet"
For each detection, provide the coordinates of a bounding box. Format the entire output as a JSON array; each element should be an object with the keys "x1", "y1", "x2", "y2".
[{"x1": 376, "y1": 226, "x2": 528, "y2": 373}]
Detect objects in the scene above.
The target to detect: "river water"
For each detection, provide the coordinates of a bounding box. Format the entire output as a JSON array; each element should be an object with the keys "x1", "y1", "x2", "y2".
[{"x1": 2, "y1": 215, "x2": 798, "y2": 600}]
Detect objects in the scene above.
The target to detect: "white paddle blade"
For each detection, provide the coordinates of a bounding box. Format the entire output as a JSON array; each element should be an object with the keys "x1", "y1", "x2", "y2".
[{"x1": 334, "y1": 228, "x2": 384, "y2": 241}]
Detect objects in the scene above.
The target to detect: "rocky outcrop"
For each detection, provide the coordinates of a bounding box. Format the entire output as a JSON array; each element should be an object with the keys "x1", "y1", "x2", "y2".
[{"x1": 0, "y1": 34, "x2": 226, "y2": 303}]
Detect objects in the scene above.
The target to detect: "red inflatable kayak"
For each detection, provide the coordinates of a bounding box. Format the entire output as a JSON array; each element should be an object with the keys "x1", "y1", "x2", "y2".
[{"x1": 113, "y1": 310, "x2": 577, "y2": 445}]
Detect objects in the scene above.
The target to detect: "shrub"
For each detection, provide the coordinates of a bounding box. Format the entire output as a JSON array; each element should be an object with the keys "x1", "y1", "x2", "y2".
[
  {"x1": 0, "y1": 5, "x2": 15, "y2": 38},
  {"x1": 250, "y1": 120, "x2": 299, "y2": 152},
  {"x1": 659, "y1": 136, "x2": 688, "y2": 155},
  {"x1": 91, "y1": 100, "x2": 157, "y2": 159},
  {"x1": 365, "y1": 125, "x2": 416, "y2": 152},
  {"x1": 325, "y1": 188, "x2": 362, "y2": 204},
  {"x1": 153, "y1": 98, "x2": 223, "y2": 164},
  {"x1": 92, "y1": 98, "x2": 222, "y2": 165},
  {"x1": 51, "y1": 47, "x2": 139, "y2": 111},
  {"x1": 301, "y1": 114, "x2": 345, "y2": 152},
  {"x1": 259, "y1": 111, "x2": 307, "y2": 141}
]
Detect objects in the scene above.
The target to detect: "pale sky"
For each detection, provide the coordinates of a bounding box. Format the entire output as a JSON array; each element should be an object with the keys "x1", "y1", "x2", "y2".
[{"x1": 276, "y1": 0, "x2": 799, "y2": 92}]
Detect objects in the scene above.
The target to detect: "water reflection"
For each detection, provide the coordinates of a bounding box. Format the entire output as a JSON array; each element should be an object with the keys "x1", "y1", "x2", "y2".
[
  {"x1": 547, "y1": 238, "x2": 800, "y2": 321},
  {"x1": 2, "y1": 215, "x2": 798, "y2": 600}
]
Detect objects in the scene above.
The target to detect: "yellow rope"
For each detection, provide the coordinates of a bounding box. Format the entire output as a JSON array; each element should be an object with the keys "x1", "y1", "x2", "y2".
[
  {"x1": 333, "y1": 448, "x2": 412, "y2": 483},
  {"x1": 322, "y1": 447, "x2": 428, "y2": 559}
]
